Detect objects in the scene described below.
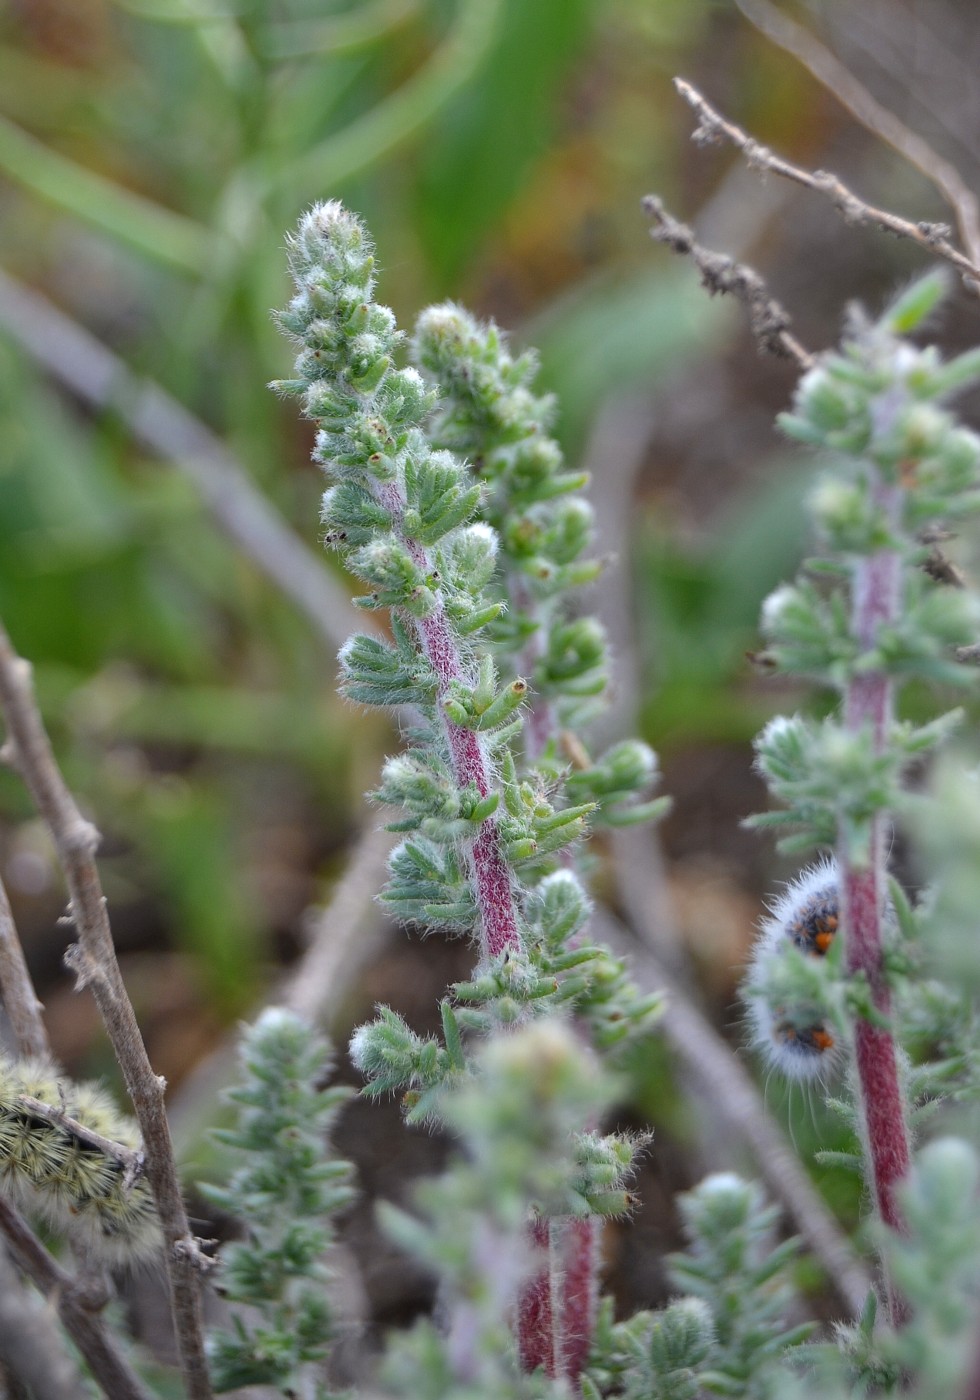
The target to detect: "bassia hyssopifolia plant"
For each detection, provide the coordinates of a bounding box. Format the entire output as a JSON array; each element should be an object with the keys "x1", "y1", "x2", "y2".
[
  {"x1": 207, "y1": 202, "x2": 980, "y2": 1400},
  {"x1": 233, "y1": 199, "x2": 664, "y2": 1393},
  {"x1": 202, "y1": 1009, "x2": 356, "y2": 1395},
  {"x1": 742, "y1": 271, "x2": 980, "y2": 1326}
]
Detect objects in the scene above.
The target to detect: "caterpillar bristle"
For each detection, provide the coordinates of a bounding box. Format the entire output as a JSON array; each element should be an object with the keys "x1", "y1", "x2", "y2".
[
  {"x1": 0, "y1": 1055, "x2": 161, "y2": 1265},
  {"x1": 744, "y1": 858, "x2": 843, "y2": 1084}
]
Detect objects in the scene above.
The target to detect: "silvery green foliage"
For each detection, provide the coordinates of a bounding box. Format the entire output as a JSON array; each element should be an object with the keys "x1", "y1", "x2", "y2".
[
  {"x1": 738, "y1": 270, "x2": 980, "y2": 1395},
  {"x1": 209, "y1": 214, "x2": 980, "y2": 1400},
  {"x1": 743, "y1": 273, "x2": 980, "y2": 1105},
  {"x1": 796, "y1": 1139, "x2": 980, "y2": 1398},
  {"x1": 411, "y1": 300, "x2": 668, "y2": 825},
  {"x1": 668, "y1": 1174, "x2": 813, "y2": 1395},
  {"x1": 273, "y1": 201, "x2": 662, "y2": 1087},
  {"x1": 258, "y1": 201, "x2": 667, "y2": 1397},
  {"x1": 898, "y1": 756, "x2": 980, "y2": 1107},
  {"x1": 584, "y1": 1297, "x2": 716, "y2": 1400},
  {"x1": 202, "y1": 1010, "x2": 355, "y2": 1395},
  {"x1": 378, "y1": 1020, "x2": 635, "y2": 1399},
  {"x1": 585, "y1": 1175, "x2": 811, "y2": 1400},
  {"x1": 410, "y1": 305, "x2": 598, "y2": 699},
  {"x1": 752, "y1": 273, "x2": 980, "y2": 856},
  {"x1": 874, "y1": 1138, "x2": 980, "y2": 1387}
]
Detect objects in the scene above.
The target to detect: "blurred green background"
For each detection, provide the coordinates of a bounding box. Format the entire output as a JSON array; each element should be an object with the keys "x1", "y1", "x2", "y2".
[{"x1": 1, "y1": 0, "x2": 979, "y2": 1321}]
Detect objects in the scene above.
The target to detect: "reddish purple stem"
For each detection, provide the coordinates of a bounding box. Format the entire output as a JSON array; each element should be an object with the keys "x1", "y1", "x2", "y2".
[
  {"x1": 840, "y1": 481, "x2": 911, "y2": 1295},
  {"x1": 556, "y1": 1217, "x2": 601, "y2": 1383},
  {"x1": 841, "y1": 860, "x2": 909, "y2": 1235},
  {"x1": 516, "y1": 1217, "x2": 600, "y2": 1391},
  {"x1": 413, "y1": 603, "x2": 522, "y2": 959},
  {"x1": 376, "y1": 481, "x2": 523, "y2": 961},
  {"x1": 517, "y1": 1217, "x2": 554, "y2": 1375}
]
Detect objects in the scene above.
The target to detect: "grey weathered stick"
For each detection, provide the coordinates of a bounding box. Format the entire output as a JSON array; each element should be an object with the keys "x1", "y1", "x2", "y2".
[
  {"x1": 642, "y1": 193, "x2": 814, "y2": 369},
  {"x1": 0, "y1": 867, "x2": 114, "y2": 1399},
  {"x1": 0, "y1": 1199, "x2": 152, "y2": 1400},
  {"x1": 0, "y1": 266, "x2": 375, "y2": 653},
  {"x1": 0, "y1": 1235, "x2": 92, "y2": 1400},
  {"x1": 0, "y1": 872, "x2": 49, "y2": 1061},
  {"x1": 283, "y1": 820, "x2": 396, "y2": 1027},
  {"x1": 0, "y1": 620, "x2": 213, "y2": 1400},
  {"x1": 17, "y1": 1093, "x2": 144, "y2": 1184},
  {"x1": 673, "y1": 76, "x2": 980, "y2": 293},
  {"x1": 732, "y1": 0, "x2": 980, "y2": 271},
  {"x1": 595, "y1": 907, "x2": 872, "y2": 1318}
]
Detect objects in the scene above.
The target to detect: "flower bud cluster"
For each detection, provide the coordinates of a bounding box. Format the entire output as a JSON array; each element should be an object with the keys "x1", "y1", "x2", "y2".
[
  {"x1": 760, "y1": 276, "x2": 980, "y2": 711},
  {"x1": 586, "y1": 1174, "x2": 811, "y2": 1399},
  {"x1": 413, "y1": 300, "x2": 663, "y2": 824},
  {"x1": 203, "y1": 1009, "x2": 356, "y2": 1394},
  {"x1": 412, "y1": 308, "x2": 597, "y2": 704},
  {"x1": 274, "y1": 204, "x2": 664, "y2": 1091},
  {"x1": 377, "y1": 1021, "x2": 641, "y2": 1394}
]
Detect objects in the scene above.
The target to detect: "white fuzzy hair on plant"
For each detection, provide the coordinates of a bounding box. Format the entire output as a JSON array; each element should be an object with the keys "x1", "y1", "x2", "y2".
[{"x1": 743, "y1": 858, "x2": 844, "y2": 1083}]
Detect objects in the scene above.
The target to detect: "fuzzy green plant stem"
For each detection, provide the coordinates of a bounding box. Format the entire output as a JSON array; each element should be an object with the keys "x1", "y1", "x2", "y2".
[
  {"x1": 277, "y1": 203, "x2": 528, "y2": 966},
  {"x1": 842, "y1": 481, "x2": 910, "y2": 1246},
  {"x1": 409, "y1": 310, "x2": 605, "y2": 1383},
  {"x1": 374, "y1": 477, "x2": 523, "y2": 958}
]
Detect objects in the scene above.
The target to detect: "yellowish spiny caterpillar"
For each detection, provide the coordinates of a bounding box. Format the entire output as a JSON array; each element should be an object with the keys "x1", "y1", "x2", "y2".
[{"x1": 0, "y1": 1057, "x2": 160, "y2": 1264}]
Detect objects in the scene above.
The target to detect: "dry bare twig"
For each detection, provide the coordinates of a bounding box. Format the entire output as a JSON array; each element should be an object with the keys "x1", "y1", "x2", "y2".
[
  {"x1": 732, "y1": 0, "x2": 980, "y2": 270},
  {"x1": 283, "y1": 820, "x2": 396, "y2": 1028},
  {"x1": 17, "y1": 1093, "x2": 145, "y2": 1185},
  {"x1": 0, "y1": 1242, "x2": 94, "y2": 1400},
  {"x1": 0, "y1": 872, "x2": 49, "y2": 1061},
  {"x1": 642, "y1": 193, "x2": 814, "y2": 369},
  {"x1": 0, "y1": 620, "x2": 213, "y2": 1400},
  {"x1": 0, "y1": 1199, "x2": 152, "y2": 1400},
  {"x1": 673, "y1": 76, "x2": 980, "y2": 294}
]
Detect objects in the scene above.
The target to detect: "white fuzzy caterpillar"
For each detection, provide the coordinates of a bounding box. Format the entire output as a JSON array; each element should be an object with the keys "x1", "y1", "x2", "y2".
[
  {"x1": 0, "y1": 1057, "x2": 160, "y2": 1265},
  {"x1": 743, "y1": 858, "x2": 843, "y2": 1082}
]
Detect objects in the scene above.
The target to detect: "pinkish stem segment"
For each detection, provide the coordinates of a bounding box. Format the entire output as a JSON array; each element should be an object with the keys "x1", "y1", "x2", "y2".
[
  {"x1": 414, "y1": 603, "x2": 522, "y2": 960},
  {"x1": 517, "y1": 1216, "x2": 554, "y2": 1374},
  {"x1": 376, "y1": 482, "x2": 523, "y2": 962},
  {"x1": 516, "y1": 1217, "x2": 600, "y2": 1390},
  {"x1": 840, "y1": 481, "x2": 911, "y2": 1259},
  {"x1": 555, "y1": 1216, "x2": 601, "y2": 1383}
]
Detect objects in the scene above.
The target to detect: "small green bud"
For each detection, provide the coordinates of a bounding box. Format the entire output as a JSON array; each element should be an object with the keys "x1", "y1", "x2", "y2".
[
  {"x1": 809, "y1": 476, "x2": 894, "y2": 553},
  {"x1": 441, "y1": 522, "x2": 499, "y2": 592},
  {"x1": 351, "y1": 538, "x2": 435, "y2": 614},
  {"x1": 321, "y1": 481, "x2": 393, "y2": 546},
  {"x1": 648, "y1": 1297, "x2": 715, "y2": 1375},
  {"x1": 784, "y1": 364, "x2": 871, "y2": 453},
  {"x1": 526, "y1": 869, "x2": 591, "y2": 946},
  {"x1": 538, "y1": 617, "x2": 607, "y2": 694},
  {"x1": 679, "y1": 1171, "x2": 756, "y2": 1237}
]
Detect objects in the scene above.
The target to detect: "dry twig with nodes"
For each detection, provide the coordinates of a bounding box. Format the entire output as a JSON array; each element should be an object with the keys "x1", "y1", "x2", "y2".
[{"x1": 673, "y1": 76, "x2": 980, "y2": 294}]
